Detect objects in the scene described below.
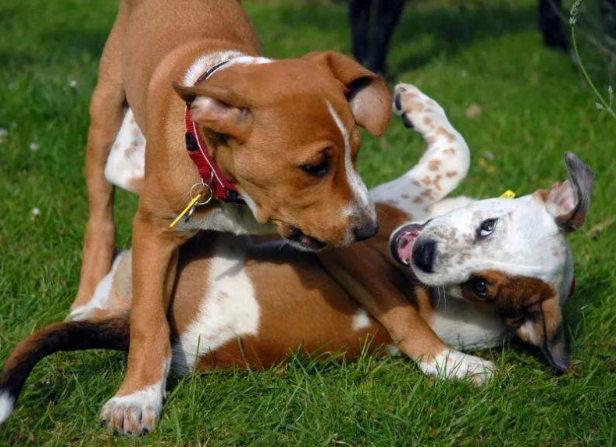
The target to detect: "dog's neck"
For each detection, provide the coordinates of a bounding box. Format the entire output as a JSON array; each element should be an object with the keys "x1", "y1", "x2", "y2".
[
  {"x1": 175, "y1": 51, "x2": 277, "y2": 235},
  {"x1": 183, "y1": 50, "x2": 271, "y2": 86}
]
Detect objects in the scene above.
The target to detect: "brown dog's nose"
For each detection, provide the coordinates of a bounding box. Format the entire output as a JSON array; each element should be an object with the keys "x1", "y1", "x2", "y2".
[{"x1": 353, "y1": 220, "x2": 379, "y2": 242}]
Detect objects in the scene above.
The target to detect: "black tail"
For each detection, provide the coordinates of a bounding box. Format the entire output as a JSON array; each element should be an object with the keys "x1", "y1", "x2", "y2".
[{"x1": 0, "y1": 316, "x2": 129, "y2": 424}]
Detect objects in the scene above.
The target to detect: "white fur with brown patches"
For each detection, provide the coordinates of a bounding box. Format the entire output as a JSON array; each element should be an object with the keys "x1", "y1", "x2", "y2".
[
  {"x1": 172, "y1": 236, "x2": 260, "y2": 374},
  {"x1": 371, "y1": 84, "x2": 470, "y2": 216},
  {"x1": 408, "y1": 195, "x2": 571, "y2": 292},
  {"x1": 379, "y1": 84, "x2": 576, "y2": 306},
  {"x1": 517, "y1": 320, "x2": 540, "y2": 345},
  {"x1": 105, "y1": 109, "x2": 145, "y2": 193}
]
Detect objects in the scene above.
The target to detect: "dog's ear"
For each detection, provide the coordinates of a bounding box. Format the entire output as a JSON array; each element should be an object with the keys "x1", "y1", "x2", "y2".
[
  {"x1": 172, "y1": 82, "x2": 253, "y2": 142},
  {"x1": 302, "y1": 51, "x2": 391, "y2": 136},
  {"x1": 539, "y1": 152, "x2": 595, "y2": 233},
  {"x1": 515, "y1": 294, "x2": 569, "y2": 373}
]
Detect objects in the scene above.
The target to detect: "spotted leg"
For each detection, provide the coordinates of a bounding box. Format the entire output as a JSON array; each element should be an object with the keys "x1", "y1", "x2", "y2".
[{"x1": 371, "y1": 83, "x2": 471, "y2": 215}]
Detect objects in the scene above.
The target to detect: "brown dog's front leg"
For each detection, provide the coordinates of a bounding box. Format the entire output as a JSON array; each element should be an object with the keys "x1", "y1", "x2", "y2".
[
  {"x1": 319, "y1": 244, "x2": 495, "y2": 384},
  {"x1": 100, "y1": 208, "x2": 189, "y2": 436}
]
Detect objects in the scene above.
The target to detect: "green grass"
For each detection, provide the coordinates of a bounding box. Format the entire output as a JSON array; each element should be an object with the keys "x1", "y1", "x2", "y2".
[{"x1": 1, "y1": 0, "x2": 615, "y2": 445}]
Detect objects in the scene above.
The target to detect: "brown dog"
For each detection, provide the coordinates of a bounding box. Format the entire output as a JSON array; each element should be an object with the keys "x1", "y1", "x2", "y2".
[{"x1": 72, "y1": 0, "x2": 390, "y2": 434}]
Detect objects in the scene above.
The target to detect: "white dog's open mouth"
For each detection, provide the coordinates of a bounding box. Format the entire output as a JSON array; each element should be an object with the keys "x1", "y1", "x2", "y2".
[{"x1": 389, "y1": 223, "x2": 425, "y2": 266}]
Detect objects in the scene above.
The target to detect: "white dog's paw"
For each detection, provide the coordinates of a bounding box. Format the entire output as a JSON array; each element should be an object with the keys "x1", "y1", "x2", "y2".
[
  {"x1": 393, "y1": 83, "x2": 447, "y2": 134},
  {"x1": 100, "y1": 385, "x2": 164, "y2": 436},
  {"x1": 418, "y1": 349, "x2": 495, "y2": 385}
]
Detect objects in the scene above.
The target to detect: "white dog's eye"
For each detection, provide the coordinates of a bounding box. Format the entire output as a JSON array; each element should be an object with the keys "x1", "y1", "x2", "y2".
[{"x1": 478, "y1": 218, "x2": 498, "y2": 238}]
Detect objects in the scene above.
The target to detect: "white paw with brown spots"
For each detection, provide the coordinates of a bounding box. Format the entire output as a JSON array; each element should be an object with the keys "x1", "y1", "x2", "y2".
[
  {"x1": 100, "y1": 384, "x2": 164, "y2": 436},
  {"x1": 418, "y1": 349, "x2": 495, "y2": 385},
  {"x1": 393, "y1": 83, "x2": 447, "y2": 134}
]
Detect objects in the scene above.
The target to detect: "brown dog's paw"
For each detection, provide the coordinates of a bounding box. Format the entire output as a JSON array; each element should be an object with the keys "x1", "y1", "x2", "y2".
[{"x1": 100, "y1": 386, "x2": 164, "y2": 436}]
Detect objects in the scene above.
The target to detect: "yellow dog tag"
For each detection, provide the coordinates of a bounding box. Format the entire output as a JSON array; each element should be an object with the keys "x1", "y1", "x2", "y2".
[
  {"x1": 170, "y1": 194, "x2": 202, "y2": 228},
  {"x1": 500, "y1": 190, "x2": 516, "y2": 199}
]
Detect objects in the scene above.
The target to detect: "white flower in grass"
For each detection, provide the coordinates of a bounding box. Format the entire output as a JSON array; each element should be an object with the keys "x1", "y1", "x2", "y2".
[
  {"x1": 29, "y1": 142, "x2": 40, "y2": 151},
  {"x1": 68, "y1": 79, "x2": 78, "y2": 88},
  {"x1": 32, "y1": 208, "x2": 41, "y2": 217},
  {"x1": 0, "y1": 129, "x2": 7, "y2": 144},
  {"x1": 483, "y1": 150, "x2": 495, "y2": 161}
]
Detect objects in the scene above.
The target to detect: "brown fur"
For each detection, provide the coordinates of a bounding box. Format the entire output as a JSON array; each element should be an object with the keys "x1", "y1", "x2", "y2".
[{"x1": 460, "y1": 270, "x2": 555, "y2": 313}]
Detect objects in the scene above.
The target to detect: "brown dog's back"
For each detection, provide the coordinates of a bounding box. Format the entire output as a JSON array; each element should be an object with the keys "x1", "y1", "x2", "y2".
[{"x1": 120, "y1": 0, "x2": 260, "y2": 127}]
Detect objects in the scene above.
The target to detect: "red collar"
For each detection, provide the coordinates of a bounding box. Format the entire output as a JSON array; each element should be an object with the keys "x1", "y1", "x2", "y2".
[{"x1": 184, "y1": 60, "x2": 245, "y2": 205}]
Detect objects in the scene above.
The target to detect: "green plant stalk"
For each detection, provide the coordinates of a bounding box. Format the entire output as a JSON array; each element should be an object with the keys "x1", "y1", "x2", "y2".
[{"x1": 571, "y1": 26, "x2": 616, "y2": 121}]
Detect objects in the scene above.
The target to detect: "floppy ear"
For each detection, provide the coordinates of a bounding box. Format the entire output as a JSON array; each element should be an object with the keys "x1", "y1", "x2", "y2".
[
  {"x1": 516, "y1": 295, "x2": 569, "y2": 373},
  {"x1": 302, "y1": 51, "x2": 392, "y2": 136},
  {"x1": 172, "y1": 82, "x2": 253, "y2": 142},
  {"x1": 543, "y1": 152, "x2": 595, "y2": 232}
]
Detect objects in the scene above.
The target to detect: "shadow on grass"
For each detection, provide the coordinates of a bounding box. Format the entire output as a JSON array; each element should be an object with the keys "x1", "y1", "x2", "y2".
[
  {"x1": 390, "y1": 4, "x2": 538, "y2": 74},
  {"x1": 1, "y1": 1, "x2": 540, "y2": 79},
  {"x1": 250, "y1": 1, "x2": 539, "y2": 73}
]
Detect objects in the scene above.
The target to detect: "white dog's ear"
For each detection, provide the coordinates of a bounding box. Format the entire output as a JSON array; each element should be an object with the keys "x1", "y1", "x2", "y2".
[{"x1": 542, "y1": 152, "x2": 595, "y2": 232}]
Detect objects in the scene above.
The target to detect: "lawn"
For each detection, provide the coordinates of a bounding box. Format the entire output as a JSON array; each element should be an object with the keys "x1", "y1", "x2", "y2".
[{"x1": 0, "y1": 0, "x2": 615, "y2": 445}]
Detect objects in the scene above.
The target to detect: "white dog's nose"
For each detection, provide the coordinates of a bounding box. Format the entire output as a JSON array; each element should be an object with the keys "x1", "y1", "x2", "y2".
[{"x1": 412, "y1": 240, "x2": 436, "y2": 273}]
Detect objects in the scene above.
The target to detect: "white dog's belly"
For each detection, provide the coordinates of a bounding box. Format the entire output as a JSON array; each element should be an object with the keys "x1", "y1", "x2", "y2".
[{"x1": 105, "y1": 109, "x2": 146, "y2": 193}]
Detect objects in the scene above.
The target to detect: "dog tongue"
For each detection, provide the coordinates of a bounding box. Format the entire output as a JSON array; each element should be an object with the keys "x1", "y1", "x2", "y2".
[{"x1": 397, "y1": 229, "x2": 421, "y2": 265}]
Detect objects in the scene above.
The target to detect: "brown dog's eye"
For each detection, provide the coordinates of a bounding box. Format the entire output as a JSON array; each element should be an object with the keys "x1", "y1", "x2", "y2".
[
  {"x1": 300, "y1": 150, "x2": 331, "y2": 178},
  {"x1": 300, "y1": 160, "x2": 329, "y2": 177},
  {"x1": 471, "y1": 278, "x2": 488, "y2": 298}
]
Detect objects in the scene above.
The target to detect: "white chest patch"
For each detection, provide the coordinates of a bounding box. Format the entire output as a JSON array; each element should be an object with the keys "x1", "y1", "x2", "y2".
[
  {"x1": 428, "y1": 297, "x2": 507, "y2": 350},
  {"x1": 175, "y1": 202, "x2": 276, "y2": 236},
  {"x1": 351, "y1": 308, "x2": 371, "y2": 331},
  {"x1": 429, "y1": 306, "x2": 507, "y2": 349},
  {"x1": 172, "y1": 238, "x2": 260, "y2": 373}
]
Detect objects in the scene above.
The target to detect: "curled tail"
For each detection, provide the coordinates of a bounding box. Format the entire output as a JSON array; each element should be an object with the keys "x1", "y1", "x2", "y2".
[{"x1": 0, "y1": 316, "x2": 129, "y2": 425}]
